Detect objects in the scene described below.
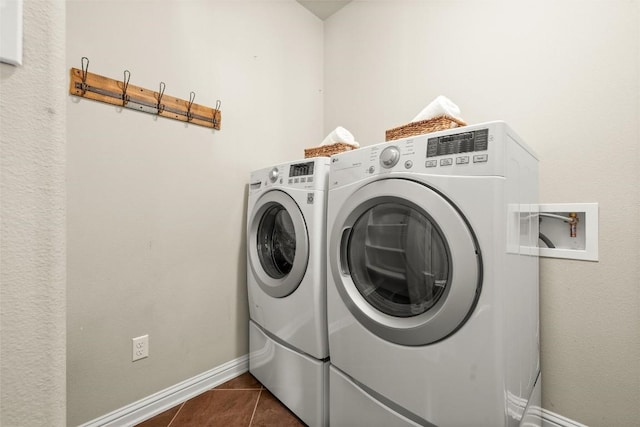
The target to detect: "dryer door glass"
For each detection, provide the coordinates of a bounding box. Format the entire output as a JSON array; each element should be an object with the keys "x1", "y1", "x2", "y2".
[
  {"x1": 329, "y1": 178, "x2": 479, "y2": 345},
  {"x1": 347, "y1": 203, "x2": 449, "y2": 317},
  {"x1": 257, "y1": 204, "x2": 296, "y2": 279}
]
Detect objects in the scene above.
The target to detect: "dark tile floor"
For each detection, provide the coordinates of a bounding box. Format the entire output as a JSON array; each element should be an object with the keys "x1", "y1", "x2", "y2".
[{"x1": 136, "y1": 373, "x2": 305, "y2": 427}]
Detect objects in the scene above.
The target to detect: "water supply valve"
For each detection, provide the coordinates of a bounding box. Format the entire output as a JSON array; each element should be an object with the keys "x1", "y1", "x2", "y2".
[{"x1": 569, "y1": 212, "x2": 578, "y2": 238}]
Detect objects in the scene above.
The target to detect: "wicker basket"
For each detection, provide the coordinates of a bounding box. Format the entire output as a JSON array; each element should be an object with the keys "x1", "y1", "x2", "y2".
[
  {"x1": 385, "y1": 115, "x2": 467, "y2": 141},
  {"x1": 304, "y1": 142, "x2": 356, "y2": 158}
]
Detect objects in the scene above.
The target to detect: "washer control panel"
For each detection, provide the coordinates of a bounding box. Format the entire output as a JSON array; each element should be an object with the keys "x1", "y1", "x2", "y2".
[
  {"x1": 329, "y1": 123, "x2": 513, "y2": 185},
  {"x1": 426, "y1": 128, "x2": 489, "y2": 158},
  {"x1": 286, "y1": 161, "x2": 316, "y2": 185},
  {"x1": 371, "y1": 128, "x2": 491, "y2": 173},
  {"x1": 250, "y1": 159, "x2": 330, "y2": 192}
]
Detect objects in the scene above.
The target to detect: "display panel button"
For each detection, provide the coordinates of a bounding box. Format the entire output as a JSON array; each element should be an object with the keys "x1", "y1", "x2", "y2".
[{"x1": 425, "y1": 160, "x2": 437, "y2": 168}]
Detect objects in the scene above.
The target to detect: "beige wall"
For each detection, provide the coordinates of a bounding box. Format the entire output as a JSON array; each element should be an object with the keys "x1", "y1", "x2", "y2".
[
  {"x1": 5, "y1": 1, "x2": 638, "y2": 426},
  {"x1": 0, "y1": 0, "x2": 67, "y2": 425},
  {"x1": 66, "y1": 0, "x2": 323, "y2": 424},
  {"x1": 324, "y1": 1, "x2": 640, "y2": 426}
]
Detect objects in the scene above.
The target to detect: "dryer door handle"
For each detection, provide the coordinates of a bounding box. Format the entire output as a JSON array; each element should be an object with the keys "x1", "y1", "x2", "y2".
[{"x1": 339, "y1": 227, "x2": 352, "y2": 276}]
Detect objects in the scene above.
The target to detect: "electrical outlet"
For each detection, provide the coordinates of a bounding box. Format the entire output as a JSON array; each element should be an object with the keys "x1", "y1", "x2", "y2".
[{"x1": 132, "y1": 335, "x2": 149, "y2": 361}]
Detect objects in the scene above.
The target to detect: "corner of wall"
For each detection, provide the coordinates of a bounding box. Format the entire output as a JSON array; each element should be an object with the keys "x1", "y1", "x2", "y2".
[{"x1": 0, "y1": 0, "x2": 66, "y2": 425}]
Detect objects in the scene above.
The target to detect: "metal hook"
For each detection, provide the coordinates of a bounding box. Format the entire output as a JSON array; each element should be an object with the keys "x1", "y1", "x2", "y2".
[
  {"x1": 157, "y1": 82, "x2": 166, "y2": 114},
  {"x1": 80, "y1": 57, "x2": 89, "y2": 93},
  {"x1": 186, "y1": 91, "x2": 196, "y2": 121},
  {"x1": 213, "y1": 99, "x2": 222, "y2": 127},
  {"x1": 122, "y1": 70, "x2": 131, "y2": 106}
]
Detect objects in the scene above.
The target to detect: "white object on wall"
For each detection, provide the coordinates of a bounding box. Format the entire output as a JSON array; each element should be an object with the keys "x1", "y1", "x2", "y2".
[
  {"x1": 0, "y1": 0, "x2": 23, "y2": 65},
  {"x1": 538, "y1": 203, "x2": 599, "y2": 261}
]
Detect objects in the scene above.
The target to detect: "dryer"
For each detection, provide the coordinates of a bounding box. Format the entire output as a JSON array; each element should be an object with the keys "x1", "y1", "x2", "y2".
[
  {"x1": 247, "y1": 157, "x2": 330, "y2": 427},
  {"x1": 326, "y1": 121, "x2": 541, "y2": 426}
]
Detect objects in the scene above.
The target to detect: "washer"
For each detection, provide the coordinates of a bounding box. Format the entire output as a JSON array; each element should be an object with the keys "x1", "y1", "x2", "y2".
[
  {"x1": 326, "y1": 121, "x2": 541, "y2": 426},
  {"x1": 247, "y1": 157, "x2": 330, "y2": 427}
]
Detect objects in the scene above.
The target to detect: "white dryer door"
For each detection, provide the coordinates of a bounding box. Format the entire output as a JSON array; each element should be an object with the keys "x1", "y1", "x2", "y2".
[
  {"x1": 329, "y1": 179, "x2": 481, "y2": 345},
  {"x1": 248, "y1": 190, "x2": 309, "y2": 298}
]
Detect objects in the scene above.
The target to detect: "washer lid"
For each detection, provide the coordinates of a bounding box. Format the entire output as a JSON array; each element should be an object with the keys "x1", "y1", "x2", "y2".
[
  {"x1": 329, "y1": 179, "x2": 481, "y2": 346},
  {"x1": 248, "y1": 190, "x2": 309, "y2": 298}
]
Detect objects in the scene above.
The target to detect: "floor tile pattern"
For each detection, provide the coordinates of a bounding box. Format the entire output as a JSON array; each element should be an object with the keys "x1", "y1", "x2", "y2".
[{"x1": 135, "y1": 373, "x2": 305, "y2": 427}]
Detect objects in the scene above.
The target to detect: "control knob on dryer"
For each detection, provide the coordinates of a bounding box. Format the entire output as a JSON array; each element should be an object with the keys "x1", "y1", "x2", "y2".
[{"x1": 380, "y1": 146, "x2": 400, "y2": 168}]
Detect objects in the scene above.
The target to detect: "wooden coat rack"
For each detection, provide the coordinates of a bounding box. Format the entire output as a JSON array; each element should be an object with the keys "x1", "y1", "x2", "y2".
[{"x1": 69, "y1": 57, "x2": 221, "y2": 130}]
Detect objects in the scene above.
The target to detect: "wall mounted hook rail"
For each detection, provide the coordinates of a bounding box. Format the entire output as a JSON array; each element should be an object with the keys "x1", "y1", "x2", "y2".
[{"x1": 69, "y1": 58, "x2": 222, "y2": 130}]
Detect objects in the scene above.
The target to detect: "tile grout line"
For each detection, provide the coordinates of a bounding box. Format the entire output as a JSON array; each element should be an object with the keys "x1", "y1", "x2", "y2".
[
  {"x1": 166, "y1": 401, "x2": 185, "y2": 427},
  {"x1": 215, "y1": 388, "x2": 264, "y2": 391},
  {"x1": 248, "y1": 388, "x2": 263, "y2": 427}
]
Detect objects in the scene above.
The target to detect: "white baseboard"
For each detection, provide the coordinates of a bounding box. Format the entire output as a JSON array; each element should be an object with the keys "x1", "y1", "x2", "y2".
[
  {"x1": 79, "y1": 355, "x2": 585, "y2": 427},
  {"x1": 542, "y1": 408, "x2": 589, "y2": 427},
  {"x1": 79, "y1": 354, "x2": 249, "y2": 427}
]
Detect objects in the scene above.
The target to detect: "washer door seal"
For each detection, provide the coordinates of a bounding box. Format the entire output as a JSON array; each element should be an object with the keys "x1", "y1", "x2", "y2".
[{"x1": 329, "y1": 178, "x2": 481, "y2": 346}]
